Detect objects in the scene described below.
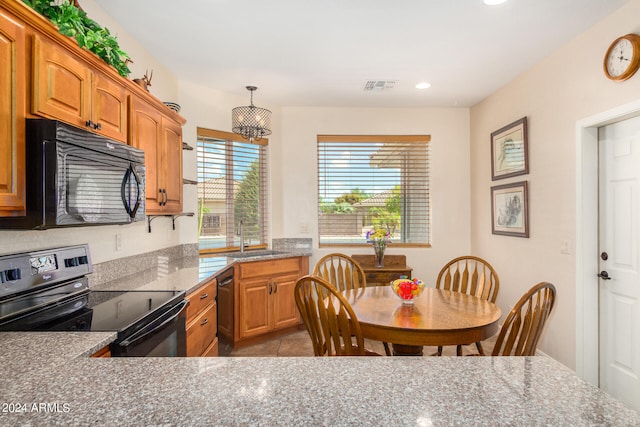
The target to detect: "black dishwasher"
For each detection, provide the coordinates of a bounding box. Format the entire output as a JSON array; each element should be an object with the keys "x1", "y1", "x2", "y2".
[{"x1": 216, "y1": 267, "x2": 234, "y2": 356}]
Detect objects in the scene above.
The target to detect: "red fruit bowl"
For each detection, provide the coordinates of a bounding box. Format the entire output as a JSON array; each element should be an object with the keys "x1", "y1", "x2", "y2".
[{"x1": 390, "y1": 278, "x2": 425, "y2": 304}]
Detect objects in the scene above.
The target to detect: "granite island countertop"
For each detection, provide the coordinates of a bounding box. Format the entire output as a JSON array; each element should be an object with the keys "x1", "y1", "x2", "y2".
[{"x1": 0, "y1": 332, "x2": 638, "y2": 426}]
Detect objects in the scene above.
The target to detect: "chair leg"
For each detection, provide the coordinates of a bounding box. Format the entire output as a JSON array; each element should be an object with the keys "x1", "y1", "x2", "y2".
[
  {"x1": 436, "y1": 345, "x2": 443, "y2": 356},
  {"x1": 383, "y1": 342, "x2": 392, "y2": 356},
  {"x1": 475, "y1": 341, "x2": 485, "y2": 356},
  {"x1": 456, "y1": 345, "x2": 463, "y2": 356}
]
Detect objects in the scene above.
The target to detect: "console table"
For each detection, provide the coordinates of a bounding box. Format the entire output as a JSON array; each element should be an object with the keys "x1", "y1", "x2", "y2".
[{"x1": 351, "y1": 254, "x2": 413, "y2": 287}]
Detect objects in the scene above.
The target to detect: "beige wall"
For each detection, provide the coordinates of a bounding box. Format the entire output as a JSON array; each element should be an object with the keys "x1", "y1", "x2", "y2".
[
  {"x1": 470, "y1": 0, "x2": 640, "y2": 369},
  {"x1": 279, "y1": 107, "x2": 471, "y2": 283},
  {"x1": 176, "y1": 86, "x2": 472, "y2": 287}
]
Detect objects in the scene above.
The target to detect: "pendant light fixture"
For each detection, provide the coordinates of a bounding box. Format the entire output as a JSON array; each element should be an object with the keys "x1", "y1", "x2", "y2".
[{"x1": 232, "y1": 86, "x2": 272, "y2": 142}]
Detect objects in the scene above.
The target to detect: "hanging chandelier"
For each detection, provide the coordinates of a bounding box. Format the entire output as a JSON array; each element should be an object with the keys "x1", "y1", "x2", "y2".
[{"x1": 232, "y1": 86, "x2": 272, "y2": 142}]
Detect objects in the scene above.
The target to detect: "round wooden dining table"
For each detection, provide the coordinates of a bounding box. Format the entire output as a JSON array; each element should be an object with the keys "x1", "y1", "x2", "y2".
[{"x1": 343, "y1": 286, "x2": 502, "y2": 356}]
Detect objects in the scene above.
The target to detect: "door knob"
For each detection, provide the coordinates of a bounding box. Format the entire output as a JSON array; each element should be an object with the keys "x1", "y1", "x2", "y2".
[{"x1": 597, "y1": 271, "x2": 612, "y2": 280}]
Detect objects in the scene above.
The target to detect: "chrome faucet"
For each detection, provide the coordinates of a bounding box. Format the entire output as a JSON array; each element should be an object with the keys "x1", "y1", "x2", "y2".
[{"x1": 237, "y1": 220, "x2": 244, "y2": 253}]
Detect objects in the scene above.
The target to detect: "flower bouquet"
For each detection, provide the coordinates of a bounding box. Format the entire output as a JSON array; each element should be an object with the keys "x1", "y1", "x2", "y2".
[{"x1": 366, "y1": 228, "x2": 391, "y2": 267}]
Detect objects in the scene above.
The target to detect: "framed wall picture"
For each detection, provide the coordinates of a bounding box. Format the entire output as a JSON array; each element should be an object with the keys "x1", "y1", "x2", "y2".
[
  {"x1": 491, "y1": 181, "x2": 529, "y2": 238},
  {"x1": 491, "y1": 117, "x2": 528, "y2": 180}
]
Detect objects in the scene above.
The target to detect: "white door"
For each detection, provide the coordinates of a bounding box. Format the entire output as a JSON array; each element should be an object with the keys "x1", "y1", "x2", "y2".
[{"x1": 598, "y1": 116, "x2": 640, "y2": 412}]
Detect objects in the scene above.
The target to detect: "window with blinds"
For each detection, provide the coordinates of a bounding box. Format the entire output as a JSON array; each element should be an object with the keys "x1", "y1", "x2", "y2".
[
  {"x1": 197, "y1": 128, "x2": 268, "y2": 253},
  {"x1": 317, "y1": 135, "x2": 431, "y2": 246}
]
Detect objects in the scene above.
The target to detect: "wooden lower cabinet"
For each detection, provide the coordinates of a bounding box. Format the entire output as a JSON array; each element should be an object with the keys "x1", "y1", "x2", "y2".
[
  {"x1": 91, "y1": 345, "x2": 111, "y2": 358},
  {"x1": 351, "y1": 254, "x2": 413, "y2": 287},
  {"x1": 237, "y1": 257, "x2": 308, "y2": 341},
  {"x1": 186, "y1": 278, "x2": 218, "y2": 357}
]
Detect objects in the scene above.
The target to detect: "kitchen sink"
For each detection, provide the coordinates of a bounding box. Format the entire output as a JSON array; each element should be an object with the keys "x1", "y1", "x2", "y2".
[{"x1": 225, "y1": 250, "x2": 289, "y2": 259}]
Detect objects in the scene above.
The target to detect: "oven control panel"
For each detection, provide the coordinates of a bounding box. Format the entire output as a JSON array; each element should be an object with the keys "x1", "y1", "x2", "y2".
[
  {"x1": 30, "y1": 254, "x2": 57, "y2": 274},
  {"x1": 0, "y1": 244, "x2": 92, "y2": 298}
]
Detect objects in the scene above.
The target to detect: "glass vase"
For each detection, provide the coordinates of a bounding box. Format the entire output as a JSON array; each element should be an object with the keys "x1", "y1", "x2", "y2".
[{"x1": 373, "y1": 241, "x2": 386, "y2": 267}]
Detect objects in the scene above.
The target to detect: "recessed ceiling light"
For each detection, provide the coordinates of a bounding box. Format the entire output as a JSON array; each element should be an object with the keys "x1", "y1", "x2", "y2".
[
  {"x1": 415, "y1": 82, "x2": 431, "y2": 89},
  {"x1": 484, "y1": 0, "x2": 508, "y2": 5}
]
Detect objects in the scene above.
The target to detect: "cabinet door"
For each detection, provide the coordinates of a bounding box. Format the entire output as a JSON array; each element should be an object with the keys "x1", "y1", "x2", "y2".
[
  {"x1": 0, "y1": 10, "x2": 26, "y2": 215},
  {"x1": 129, "y1": 95, "x2": 162, "y2": 212},
  {"x1": 32, "y1": 36, "x2": 90, "y2": 127},
  {"x1": 160, "y1": 116, "x2": 183, "y2": 214},
  {"x1": 239, "y1": 278, "x2": 271, "y2": 339},
  {"x1": 92, "y1": 71, "x2": 127, "y2": 142},
  {"x1": 272, "y1": 274, "x2": 300, "y2": 330}
]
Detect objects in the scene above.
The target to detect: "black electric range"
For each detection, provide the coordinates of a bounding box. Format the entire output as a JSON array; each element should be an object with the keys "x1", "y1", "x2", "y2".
[{"x1": 0, "y1": 245, "x2": 187, "y2": 356}]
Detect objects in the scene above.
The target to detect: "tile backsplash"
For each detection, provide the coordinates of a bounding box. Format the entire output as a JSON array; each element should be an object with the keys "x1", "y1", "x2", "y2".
[
  {"x1": 90, "y1": 244, "x2": 198, "y2": 288},
  {"x1": 272, "y1": 238, "x2": 312, "y2": 252}
]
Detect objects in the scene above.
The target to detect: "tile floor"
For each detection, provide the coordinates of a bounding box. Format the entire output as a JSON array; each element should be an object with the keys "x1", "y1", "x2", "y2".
[{"x1": 227, "y1": 329, "x2": 496, "y2": 357}]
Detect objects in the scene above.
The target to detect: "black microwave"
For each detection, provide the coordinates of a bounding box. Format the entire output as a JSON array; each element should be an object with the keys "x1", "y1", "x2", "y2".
[{"x1": 0, "y1": 119, "x2": 145, "y2": 229}]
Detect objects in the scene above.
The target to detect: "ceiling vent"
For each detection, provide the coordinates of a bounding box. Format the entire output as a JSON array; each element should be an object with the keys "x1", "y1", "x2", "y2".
[{"x1": 363, "y1": 80, "x2": 398, "y2": 92}]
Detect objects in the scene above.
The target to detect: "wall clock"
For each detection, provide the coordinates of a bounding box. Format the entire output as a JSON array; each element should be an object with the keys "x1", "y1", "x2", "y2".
[{"x1": 603, "y1": 33, "x2": 640, "y2": 81}]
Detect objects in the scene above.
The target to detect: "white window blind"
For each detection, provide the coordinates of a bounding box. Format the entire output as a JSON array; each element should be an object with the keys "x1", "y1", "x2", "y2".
[
  {"x1": 317, "y1": 135, "x2": 430, "y2": 246},
  {"x1": 197, "y1": 128, "x2": 268, "y2": 253}
]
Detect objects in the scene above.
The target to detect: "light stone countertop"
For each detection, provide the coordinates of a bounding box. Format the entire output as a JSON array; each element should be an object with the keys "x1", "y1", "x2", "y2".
[
  {"x1": 93, "y1": 249, "x2": 312, "y2": 295},
  {"x1": 0, "y1": 332, "x2": 639, "y2": 426}
]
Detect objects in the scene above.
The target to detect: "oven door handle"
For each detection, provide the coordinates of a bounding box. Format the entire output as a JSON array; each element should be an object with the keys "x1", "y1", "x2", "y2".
[{"x1": 118, "y1": 300, "x2": 189, "y2": 348}]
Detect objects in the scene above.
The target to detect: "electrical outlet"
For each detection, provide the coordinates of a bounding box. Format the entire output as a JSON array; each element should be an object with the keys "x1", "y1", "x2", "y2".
[
  {"x1": 298, "y1": 222, "x2": 310, "y2": 234},
  {"x1": 115, "y1": 234, "x2": 122, "y2": 251},
  {"x1": 560, "y1": 239, "x2": 570, "y2": 254}
]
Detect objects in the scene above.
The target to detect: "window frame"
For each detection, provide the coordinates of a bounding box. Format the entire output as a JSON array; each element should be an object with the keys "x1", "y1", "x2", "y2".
[
  {"x1": 197, "y1": 127, "x2": 269, "y2": 255},
  {"x1": 317, "y1": 134, "x2": 431, "y2": 248}
]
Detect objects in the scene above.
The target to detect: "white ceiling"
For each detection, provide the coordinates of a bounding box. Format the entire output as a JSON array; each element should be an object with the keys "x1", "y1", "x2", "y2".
[{"x1": 94, "y1": 0, "x2": 628, "y2": 108}]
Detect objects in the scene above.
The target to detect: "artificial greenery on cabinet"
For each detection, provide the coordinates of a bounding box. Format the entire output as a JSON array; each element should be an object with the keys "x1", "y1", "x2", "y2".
[{"x1": 22, "y1": 0, "x2": 131, "y2": 76}]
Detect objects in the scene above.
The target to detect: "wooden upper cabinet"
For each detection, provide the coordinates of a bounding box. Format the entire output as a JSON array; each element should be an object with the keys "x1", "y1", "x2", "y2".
[
  {"x1": 32, "y1": 35, "x2": 127, "y2": 143},
  {"x1": 160, "y1": 116, "x2": 183, "y2": 213},
  {"x1": 0, "y1": 10, "x2": 26, "y2": 216},
  {"x1": 129, "y1": 94, "x2": 183, "y2": 214},
  {"x1": 91, "y1": 71, "x2": 127, "y2": 142},
  {"x1": 0, "y1": 1, "x2": 185, "y2": 218}
]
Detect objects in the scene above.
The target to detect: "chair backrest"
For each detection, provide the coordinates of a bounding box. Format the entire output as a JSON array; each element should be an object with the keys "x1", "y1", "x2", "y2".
[
  {"x1": 313, "y1": 253, "x2": 367, "y2": 292},
  {"x1": 294, "y1": 275, "x2": 366, "y2": 356},
  {"x1": 436, "y1": 256, "x2": 500, "y2": 302},
  {"x1": 492, "y1": 282, "x2": 556, "y2": 356}
]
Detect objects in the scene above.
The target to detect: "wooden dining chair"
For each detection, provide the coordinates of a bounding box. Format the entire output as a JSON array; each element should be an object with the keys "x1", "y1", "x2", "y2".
[
  {"x1": 490, "y1": 282, "x2": 556, "y2": 356},
  {"x1": 313, "y1": 253, "x2": 367, "y2": 292},
  {"x1": 313, "y1": 253, "x2": 392, "y2": 355},
  {"x1": 435, "y1": 255, "x2": 500, "y2": 356},
  {"x1": 294, "y1": 275, "x2": 379, "y2": 356}
]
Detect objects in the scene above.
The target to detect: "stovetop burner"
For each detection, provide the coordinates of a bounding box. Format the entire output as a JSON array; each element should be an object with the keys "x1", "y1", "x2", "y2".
[{"x1": 87, "y1": 289, "x2": 184, "y2": 333}]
